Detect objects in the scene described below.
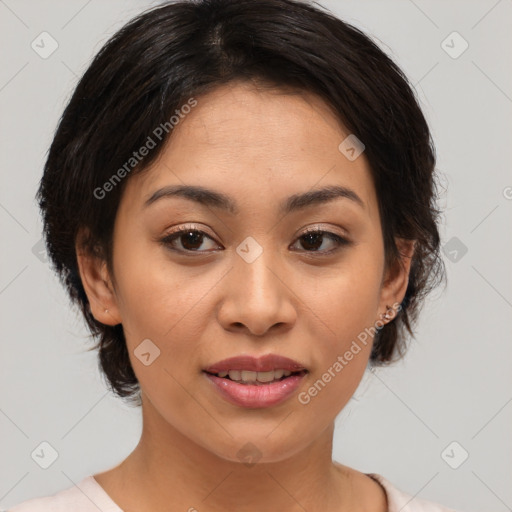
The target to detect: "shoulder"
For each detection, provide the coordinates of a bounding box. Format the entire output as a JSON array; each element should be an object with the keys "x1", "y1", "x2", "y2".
[
  {"x1": 367, "y1": 473, "x2": 462, "y2": 512},
  {"x1": 5, "y1": 476, "x2": 121, "y2": 512}
]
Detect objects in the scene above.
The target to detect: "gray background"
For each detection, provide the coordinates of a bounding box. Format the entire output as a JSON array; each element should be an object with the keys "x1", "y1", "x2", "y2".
[{"x1": 1, "y1": 1, "x2": 511, "y2": 511}]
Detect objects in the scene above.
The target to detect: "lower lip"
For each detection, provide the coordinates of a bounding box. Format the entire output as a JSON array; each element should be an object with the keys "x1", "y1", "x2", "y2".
[{"x1": 204, "y1": 372, "x2": 306, "y2": 408}]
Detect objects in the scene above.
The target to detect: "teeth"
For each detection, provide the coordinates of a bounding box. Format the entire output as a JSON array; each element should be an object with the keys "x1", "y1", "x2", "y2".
[
  {"x1": 240, "y1": 370, "x2": 257, "y2": 382},
  {"x1": 218, "y1": 369, "x2": 297, "y2": 384},
  {"x1": 256, "y1": 370, "x2": 277, "y2": 382},
  {"x1": 228, "y1": 370, "x2": 241, "y2": 381}
]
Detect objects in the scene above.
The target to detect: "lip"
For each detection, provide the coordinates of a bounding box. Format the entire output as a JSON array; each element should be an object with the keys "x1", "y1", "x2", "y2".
[
  {"x1": 203, "y1": 353, "x2": 308, "y2": 409},
  {"x1": 203, "y1": 353, "x2": 307, "y2": 373},
  {"x1": 204, "y1": 371, "x2": 307, "y2": 408}
]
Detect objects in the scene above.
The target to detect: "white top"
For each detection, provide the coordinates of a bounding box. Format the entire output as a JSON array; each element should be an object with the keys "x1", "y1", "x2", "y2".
[{"x1": 5, "y1": 473, "x2": 460, "y2": 512}]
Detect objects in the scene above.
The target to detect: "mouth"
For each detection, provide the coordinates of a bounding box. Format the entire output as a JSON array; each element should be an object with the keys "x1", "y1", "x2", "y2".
[
  {"x1": 202, "y1": 353, "x2": 309, "y2": 408},
  {"x1": 203, "y1": 368, "x2": 308, "y2": 385}
]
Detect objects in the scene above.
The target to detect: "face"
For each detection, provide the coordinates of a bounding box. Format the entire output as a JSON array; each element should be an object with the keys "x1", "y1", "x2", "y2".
[{"x1": 80, "y1": 81, "x2": 411, "y2": 464}]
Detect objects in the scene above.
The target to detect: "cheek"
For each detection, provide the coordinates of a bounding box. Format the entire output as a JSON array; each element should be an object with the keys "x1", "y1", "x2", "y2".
[
  {"x1": 310, "y1": 247, "x2": 383, "y2": 339},
  {"x1": 300, "y1": 250, "x2": 382, "y2": 402},
  {"x1": 298, "y1": 287, "x2": 377, "y2": 417},
  {"x1": 111, "y1": 236, "x2": 205, "y2": 335}
]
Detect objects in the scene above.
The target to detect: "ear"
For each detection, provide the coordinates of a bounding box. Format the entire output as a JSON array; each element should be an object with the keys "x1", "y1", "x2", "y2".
[
  {"x1": 75, "y1": 230, "x2": 122, "y2": 326},
  {"x1": 377, "y1": 238, "x2": 416, "y2": 323}
]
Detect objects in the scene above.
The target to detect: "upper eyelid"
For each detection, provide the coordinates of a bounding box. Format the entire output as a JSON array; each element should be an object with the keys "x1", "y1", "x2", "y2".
[
  {"x1": 164, "y1": 223, "x2": 348, "y2": 238},
  {"x1": 165, "y1": 223, "x2": 215, "y2": 239},
  {"x1": 300, "y1": 225, "x2": 347, "y2": 236},
  {"x1": 163, "y1": 224, "x2": 349, "y2": 247}
]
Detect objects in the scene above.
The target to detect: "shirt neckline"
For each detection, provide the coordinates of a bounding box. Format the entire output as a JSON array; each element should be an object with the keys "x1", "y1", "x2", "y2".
[
  {"x1": 85, "y1": 473, "x2": 395, "y2": 512},
  {"x1": 81, "y1": 475, "x2": 124, "y2": 512},
  {"x1": 365, "y1": 473, "x2": 392, "y2": 511}
]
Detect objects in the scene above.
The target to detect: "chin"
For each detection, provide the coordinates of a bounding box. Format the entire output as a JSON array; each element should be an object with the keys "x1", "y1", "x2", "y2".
[{"x1": 205, "y1": 433, "x2": 312, "y2": 466}]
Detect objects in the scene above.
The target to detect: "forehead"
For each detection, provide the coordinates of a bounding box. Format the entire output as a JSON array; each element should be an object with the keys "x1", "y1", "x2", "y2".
[
  {"x1": 166, "y1": 82, "x2": 350, "y2": 164},
  {"x1": 120, "y1": 81, "x2": 378, "y2": 219}
]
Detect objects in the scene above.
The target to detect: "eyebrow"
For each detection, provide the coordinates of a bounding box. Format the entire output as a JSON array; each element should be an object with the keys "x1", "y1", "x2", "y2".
[{"x1": 143, "y1": 184, "x2": 365, "y2": 215}]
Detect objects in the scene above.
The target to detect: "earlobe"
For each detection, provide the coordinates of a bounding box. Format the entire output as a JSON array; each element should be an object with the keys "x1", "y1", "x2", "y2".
[
  {"x1": 75, "y1": 239, "x2": 121, "y2": 326},
  {"x1": 378, "y1": 238, "x2": 416, "y2": 324}
]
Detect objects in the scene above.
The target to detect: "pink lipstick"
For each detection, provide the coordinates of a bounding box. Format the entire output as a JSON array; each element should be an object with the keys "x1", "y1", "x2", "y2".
[{"x1": 203, "y1": 354, "x2": 308, "y2": 408}]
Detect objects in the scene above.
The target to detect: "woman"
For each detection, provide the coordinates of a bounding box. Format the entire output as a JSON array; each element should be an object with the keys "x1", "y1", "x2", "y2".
[{"x1": 8, "y1": 0, "x2": 456, "y2": 510}]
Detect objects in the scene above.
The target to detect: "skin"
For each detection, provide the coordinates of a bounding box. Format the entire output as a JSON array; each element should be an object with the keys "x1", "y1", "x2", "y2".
[{"x1": 77, "y1": 81, "x2": 414, "y2": 512}]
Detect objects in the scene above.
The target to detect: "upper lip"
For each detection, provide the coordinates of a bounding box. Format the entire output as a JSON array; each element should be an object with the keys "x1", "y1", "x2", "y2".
[{"x1": 203, "y1": 354, "x2": 307, "y2": 373}]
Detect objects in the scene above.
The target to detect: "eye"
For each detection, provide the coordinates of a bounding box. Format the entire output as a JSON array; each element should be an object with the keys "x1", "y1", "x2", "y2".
[
  {"x1": 291, "y1": 228, "x2": 351, "y2": 254},
  {"x1": 160, "y1": 225, "x2": 351, "y2": 255},
  {"x1": 160, "y1": 225, "x2": 220, "y2": 253}
]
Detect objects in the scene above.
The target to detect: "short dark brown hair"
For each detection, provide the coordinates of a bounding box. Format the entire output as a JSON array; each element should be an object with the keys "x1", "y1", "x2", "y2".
[{"x1": 37, "y1": 0, "x2": 446, "y2": 407}]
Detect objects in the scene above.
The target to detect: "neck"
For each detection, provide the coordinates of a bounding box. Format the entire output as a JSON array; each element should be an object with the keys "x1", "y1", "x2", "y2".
[{"x1": 102, "y1": 397, "x2": 359, "y2": 512}]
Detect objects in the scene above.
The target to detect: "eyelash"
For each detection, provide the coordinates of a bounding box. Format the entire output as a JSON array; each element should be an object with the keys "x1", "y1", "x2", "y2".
[{"x1": 160, "y1": 224, "x2": 352, "y2": 256}]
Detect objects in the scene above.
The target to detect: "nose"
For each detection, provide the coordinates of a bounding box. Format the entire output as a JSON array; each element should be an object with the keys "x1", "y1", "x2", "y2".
[{"x1": 216, "y1": 245, "x2": 297, "y2": 337}]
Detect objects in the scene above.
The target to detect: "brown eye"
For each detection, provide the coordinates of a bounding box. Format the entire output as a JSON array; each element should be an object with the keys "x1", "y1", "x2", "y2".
[
  {"x1": 161, "y1": 228, "x2": 219, "y2": 253},
  {"x1": 292, "y1": 229, "x2": 351, "y2": 254}
]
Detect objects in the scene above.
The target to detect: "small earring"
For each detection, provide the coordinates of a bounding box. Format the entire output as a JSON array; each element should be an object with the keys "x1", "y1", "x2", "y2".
[
  {"x1": 104, "y1": 308, "x2": 109, "y2": 314},
  {"x1": 381, "y1": 305, "x2": 393, "y2": 321}
]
